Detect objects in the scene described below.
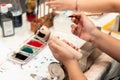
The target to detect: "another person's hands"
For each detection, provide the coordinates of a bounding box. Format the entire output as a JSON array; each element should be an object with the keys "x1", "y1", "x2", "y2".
[
  {"x1": 48, "y1": 36, "x2": 82, "y2": 66},
  {"x1": 46, "y1": 0, "x2": 76, "y2": 11},
  {"x1": 71, "y1": 12, "x2": 100, "y2": 42}
]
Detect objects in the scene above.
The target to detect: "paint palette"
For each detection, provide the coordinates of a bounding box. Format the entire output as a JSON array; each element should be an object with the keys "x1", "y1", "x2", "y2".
[
  {"x1": 8, "y1": 26, "x2": 50, "y2": 64},
  {"x1": 8, "y1": 37, "x2": 47, "y2": 64}
]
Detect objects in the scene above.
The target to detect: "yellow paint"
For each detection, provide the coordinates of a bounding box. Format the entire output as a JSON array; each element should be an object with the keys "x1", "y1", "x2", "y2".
[
  {"x1": 102, "y1": 18, "x2": 120, "y2": 37},
  {"x1": 102, "y1": 18, "x2": 116, "y2": 32}
]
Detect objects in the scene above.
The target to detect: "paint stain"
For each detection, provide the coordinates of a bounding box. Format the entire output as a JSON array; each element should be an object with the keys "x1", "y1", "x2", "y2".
[
  {"x1": 41, "y1": 62, "x2": 44, "y2": 64},
  {"x1": 21, "y1": 47, "x2": 33, "y2": 54},
  {"x1": 27, "y1": 40, "x2": 43, "y2": 48}
]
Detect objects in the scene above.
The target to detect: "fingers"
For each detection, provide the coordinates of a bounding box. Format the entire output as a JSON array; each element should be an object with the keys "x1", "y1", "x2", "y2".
[
  {"x1": 48, "y1": 37, "x2": 62, "y2": 58},
  {"x1": 47, "y1": 3, "x2": 59, "y2": 10},
  {"x1": 46, "y1": 0, "x2": 69, "y2": 11},
  {"x1": 79, "y1": 12, "x2": 93, "y2": 25},
  {"x1": 71, "y1": 23, "x2": 83, "y2": 38},
  {"x1": 49, "y1": 36, "x2": 77, "y2": 51},
  {"x1": 71, "y1": 24, "x2": 78, "y2": 35},
  {"x1": 62, "y1": 39, "x2": 79, "y2": 50},
  {"x1": 48, "y1": 36, "x2": 65, "y2": 51},
  {"x1": 70, "y1": 12, "x2": 87, "y2": 37},
  {"x1": 71, "y1": 17, "x2": 79, "y2": 24},
  {"x1": 46, "y1": 0, "x2": 59, "y2": 10},
  {"x1": 70, "y1": 13, "x2": 81, "y2": 24},
  {"x1": 70, "y1": 12, "x2": 89, "y2": 24},
  {"x1": 48, "y1": 36, "x2": 82, "y2": 60}
]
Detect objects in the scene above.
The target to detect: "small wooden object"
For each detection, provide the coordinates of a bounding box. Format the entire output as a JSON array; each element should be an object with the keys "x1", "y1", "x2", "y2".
[{"x1": 35, "y1": 26, "x2": 50, "y2": 42}]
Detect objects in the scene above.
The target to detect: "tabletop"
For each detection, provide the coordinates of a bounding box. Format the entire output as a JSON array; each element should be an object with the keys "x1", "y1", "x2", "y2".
[{"x1": 0, "y1": 11, "x2": 120, "y2": 80}]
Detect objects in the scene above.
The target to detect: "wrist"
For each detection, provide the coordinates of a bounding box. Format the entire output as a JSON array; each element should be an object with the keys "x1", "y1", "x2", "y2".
[
  {"x1": 71, "y1": 0, "x2": 79, "y2": 11},
  {"x1": 63, "y1": 60, "x2": 78, "y2": 68},
  {"x1": 90, "y1": 28, "x2": 101, "y2": 46},
  {"x1": 64, "y1": 60, "x2": 87, "y2": 80},
  {"x1": 75, "y1": 0, "x2": 78, "y2": 11}
]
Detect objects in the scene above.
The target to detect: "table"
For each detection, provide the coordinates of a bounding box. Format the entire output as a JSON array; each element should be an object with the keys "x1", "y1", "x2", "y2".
[{"x1": 0, "y1": 11, "x2": 120, "y2": 80}]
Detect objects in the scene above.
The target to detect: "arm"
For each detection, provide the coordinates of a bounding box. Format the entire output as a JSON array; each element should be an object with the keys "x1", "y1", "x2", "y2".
[
  {"x1": 48, "y1": 36, "x2": 87, "y2": 80},
  {"x1": 64, "y1": 60, "x2": 87, "y2": 80},
  {"x1": 78, "y1": 0, "x2": 120, "y2": 13},
  {"x1": 91, "y1": 29, "x2": 120, "y2": 62},
  {"x1": 71, "y1": 12, "x2": 120, "y2": 62},
  {"x1": 46, "y1": 0, "x2": 120, "y2": 13}
]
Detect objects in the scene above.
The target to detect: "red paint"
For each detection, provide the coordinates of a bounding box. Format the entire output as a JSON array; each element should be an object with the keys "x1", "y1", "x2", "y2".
[
  {"x1": 20, "y1": 64, "x2": 23, "y2": 70},
  {"x1": 26, "y1": 14, "x2": 37, "y2": 22},
  {"x1": 27, "y1": 40, "x2": 43, "y2": 48}
]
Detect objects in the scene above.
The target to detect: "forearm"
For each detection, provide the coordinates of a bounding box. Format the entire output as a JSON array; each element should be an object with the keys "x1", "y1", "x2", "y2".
[
  {"x1": 91, "y1": 29, "x2": 120, "y2": 62},
  {"x1": 64, "y1": 60, "x2": 87, "y2": 80},
  {"x1": 77, "y1": 0, "x2": 120, "y2": 13}
]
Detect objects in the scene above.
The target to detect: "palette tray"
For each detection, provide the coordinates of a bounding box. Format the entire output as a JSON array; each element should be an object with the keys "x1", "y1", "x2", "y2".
[{"x1": 8, "y1": 36, "x2": 47, "y2": 64}]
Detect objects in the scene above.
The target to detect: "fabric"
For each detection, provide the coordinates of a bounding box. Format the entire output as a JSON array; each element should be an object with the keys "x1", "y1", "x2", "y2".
[{"x1": 110, "y1": 74, "x2": 120, "y2": 80}]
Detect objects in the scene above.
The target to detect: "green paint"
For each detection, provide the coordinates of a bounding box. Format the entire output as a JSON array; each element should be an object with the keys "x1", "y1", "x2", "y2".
[
  {"x1": 49, "y1": 59, "x2": 53, "y2": 61},
  {"x1": 21, "y1": 47, "x2": 33, "y2": 54},
  {"x1": 35, "y1": 66, "x2": 38, "y2": 68},
  {"x1": 41, "y1": 62, "x2": 44, "y2": 64}
]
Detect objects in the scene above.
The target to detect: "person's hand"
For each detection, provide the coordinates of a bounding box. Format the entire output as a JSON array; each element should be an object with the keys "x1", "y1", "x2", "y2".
[
  {"x1": 46, "y1": 0, "x2": 76, "y2": 11},
  {"x1": 48, "y1": 36, "x2": 82, "y2": 66},
  {"x1": 71, "y1": 12, "x2": 99, "y2": 42},
  {"x1": 62, "y1": 39, "x2": 79, "y2": 51}
]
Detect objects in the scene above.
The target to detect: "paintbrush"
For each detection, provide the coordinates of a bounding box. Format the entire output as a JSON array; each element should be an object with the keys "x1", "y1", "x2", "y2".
[
  {"x1": 68, "y1": 12, "x2": 103, "y2": 18},
  {"x1": 68, "y1": 15, "x2": 80, "y2": 20}
]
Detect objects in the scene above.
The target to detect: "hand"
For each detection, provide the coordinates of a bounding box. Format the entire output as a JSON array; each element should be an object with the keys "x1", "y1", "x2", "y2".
[
  {"x1": 62, "y1": 39, "x2": 79, "y2": 51},
  {"x1": 46, "y1": 0, "x2": 76, "y2": 11},
  {"x1": 71, "y1": 12, "x2": 99, "y2": 42},
  {"x1": 48, "y1": 36, "x2": 82, "y2": 66}
]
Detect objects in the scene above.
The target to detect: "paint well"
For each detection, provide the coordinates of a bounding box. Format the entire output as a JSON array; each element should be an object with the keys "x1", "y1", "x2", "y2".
[
  {"x1": 20, "y1": 45, "x2": 40, "y2": 54},
  {"x1": 27, "y1": 40, "x2": 43, "y2": 48},
  {"x1": 21, "y1": 46, "x2": 34, "y2": 54}
]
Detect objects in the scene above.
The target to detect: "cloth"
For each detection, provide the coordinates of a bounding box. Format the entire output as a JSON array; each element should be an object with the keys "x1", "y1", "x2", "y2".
[{"x1": 110, "y1": 74, "x2": 120, "y2": 80}]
